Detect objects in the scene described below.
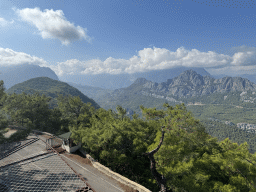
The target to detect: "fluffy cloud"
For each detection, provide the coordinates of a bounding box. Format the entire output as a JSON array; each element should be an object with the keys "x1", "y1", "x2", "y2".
[
  {"x1": 206, "y1": 65, "x2": 256, "y2": 76},
  {"x1": 48, "y1": 46, "x2": 256, "y2": 77},
  {"x1": 1, "y1": 46, "x2": 255, "y2": 77},
  {"x1": 0, "y1": 17, "x2": 14, "y2": 27},
  {"x1": 0, "y1": 47, "x2": 48, "y2": 67},
  {"x1": 14, "y1": 7, "x2": 92, "y2": 45}
]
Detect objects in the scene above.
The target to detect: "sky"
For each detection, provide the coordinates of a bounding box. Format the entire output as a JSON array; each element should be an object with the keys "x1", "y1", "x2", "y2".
[{"x1": 0, "y1": 0, "x2": 256, "y2": 84}]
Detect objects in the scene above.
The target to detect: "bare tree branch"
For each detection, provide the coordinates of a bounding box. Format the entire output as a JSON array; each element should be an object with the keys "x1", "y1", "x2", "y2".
[{"x1": 142, "y1": 126, "x2": 172, "y2": 192}]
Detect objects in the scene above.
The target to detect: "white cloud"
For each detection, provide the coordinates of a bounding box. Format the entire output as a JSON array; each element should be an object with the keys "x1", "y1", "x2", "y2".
[
  {"x1": 49, "y1": 46, "x2": 256, "y2": 77},
  {"x1": 231, "y1": 51, "x2": 256, "y2": 66},
  {"x1": 206, "y1": 65, "x2": 256, "y2": 76},
  {"x1": 0, "y1": 47, "x2": 48, "y2": 67},
  {"x1": 14, "y1": 7, "x2": 92, "y2": 45},
  {"x1": 1, "y1": 46, "x2": 256, "y2": 77},
  {"x1": 0, "y1": 17, "x2": 14, "y2": 27}
]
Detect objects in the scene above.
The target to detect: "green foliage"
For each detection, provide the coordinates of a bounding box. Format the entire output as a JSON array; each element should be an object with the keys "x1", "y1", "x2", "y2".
[
  {"x1": 199, "y1": 119, "x2": 256, "y2": 155},
  {"x1": 2, "y1": 92, "x2": 53, "y2": 131},
  {"x1": 67, "y1": 100, "x2": 256, "y2": 191},
  {"x1": 116, "y1": 105, "x2": 127, "y2": 120},
  {"x1": 6, "y1": 76, "x2": 101, "y2": 110},
  {"x1": 140, "y1": 103, "x2": 256, "y2": 191},
  {"x1": 0, "y1": 80, "x2": 11, "y2": 139},
  {"x1": 2, "y1": 77, "x2": 256, "y2": 191},
  {"x1": 95, "y1": 88, "x2": 256, "y2": 125},
  {"x1": 56, "y1": 93, "x2": 97, "y2": 134},
  {"x1": 2, "y1": 88, "x2": 73, "y2": 135},
  {"x1": 96, "y1": 89, "x2": 179, "y2": 121},
  {"x1": 70, "y1": 105, "x2": 160, "y2": 191}
]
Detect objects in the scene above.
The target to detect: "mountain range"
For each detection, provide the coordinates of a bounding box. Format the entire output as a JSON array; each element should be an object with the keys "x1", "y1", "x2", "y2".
[
  {"x1": 3, "y1": 63, "x2": 256, "y2": 124},
  {"x1": 3, "y1": 66, "x2": 256, "y2": 149},
  {"x1": 139, "y1": 69, "x2": 256, "y2": 99},
  {"x1": 65, "y1": 69, "x2": 256, "y2": 105},
  {"x1": 61, "y1": 70, "x2": 256, "y2": 125},
  {"x1": 60, "y1": 66, "x2": 213, "y2": 90},
  {"x1": 2, "y1": 63, "x2": 256, "y2": 92},
  {"x1": 0, "y1": 64, "x2": 59, "y2": 89}
]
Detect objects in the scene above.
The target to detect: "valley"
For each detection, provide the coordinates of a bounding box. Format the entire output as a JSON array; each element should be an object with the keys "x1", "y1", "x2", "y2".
[{"x1": 2, "y1": 69, "x2": 256, "y2": 191}]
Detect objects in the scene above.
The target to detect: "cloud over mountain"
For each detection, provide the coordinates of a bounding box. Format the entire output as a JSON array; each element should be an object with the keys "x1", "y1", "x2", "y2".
[
  {"x1": 1, "y1": 44, "x2": 256, "y2": 78},
  {"x1": 13, "y1": 7, "x2": 92, "y2": 46},
  {"x1": 0, "y1": 47, "x2": 48, "y2": 67},
  {"x1": 45, "y1": 46, "x2": 256, "y2": 77}
]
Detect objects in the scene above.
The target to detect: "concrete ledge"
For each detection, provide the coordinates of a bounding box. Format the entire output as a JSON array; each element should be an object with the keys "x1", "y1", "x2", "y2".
[{"x1": 79, "y1": 148, "x2": 151, "y2": 192}]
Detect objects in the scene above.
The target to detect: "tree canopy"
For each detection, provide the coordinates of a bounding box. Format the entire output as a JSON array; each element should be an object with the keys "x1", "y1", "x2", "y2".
[{"x1": 1, "y1": 77, "x2": 256, "y2": 191}]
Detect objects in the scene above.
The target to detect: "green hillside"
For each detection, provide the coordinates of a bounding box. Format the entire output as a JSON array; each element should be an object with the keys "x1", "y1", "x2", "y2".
[
  {"x1": 1, "y1": 77, "x2": 256, "y2": 191},
  {"x1": 65, "y1": 81, "x2": 114, "y2": 100},
  {"x1": 95, "y1": 87, "x2": 256, "y2": 124},
  {"x1": 5, "y1": 77, "x2": 101, "y2": 110},
  {"x1": 182, "y1": 90, "x2": 256, "y2": 124},
  {"x1": 199, "y1": 119, "x2": 256, "y2": 154}
]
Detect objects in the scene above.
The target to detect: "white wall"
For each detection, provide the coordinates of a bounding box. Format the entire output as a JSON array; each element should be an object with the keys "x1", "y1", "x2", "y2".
[{"x1": 62, "y1": 142, "x2": 81, "y2": 153}]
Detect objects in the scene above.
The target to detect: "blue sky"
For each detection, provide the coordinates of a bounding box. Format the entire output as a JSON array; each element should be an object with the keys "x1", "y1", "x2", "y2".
[{"x1": 0, "y1": 0, "x2": 256, "y2": 84}]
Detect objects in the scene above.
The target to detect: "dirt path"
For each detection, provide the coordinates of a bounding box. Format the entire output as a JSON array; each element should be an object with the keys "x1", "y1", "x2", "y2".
[{"x1": 3, "y1": 129, "x2": 17, "y2": 138}]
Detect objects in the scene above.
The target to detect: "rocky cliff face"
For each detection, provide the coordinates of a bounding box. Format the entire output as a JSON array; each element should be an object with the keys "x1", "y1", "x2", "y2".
[{"x1": 140, "y1": 70, "x2": 256, "y2": 99}]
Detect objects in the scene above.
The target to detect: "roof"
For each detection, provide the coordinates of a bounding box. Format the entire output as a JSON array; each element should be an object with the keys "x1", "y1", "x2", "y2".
[
  {"x1": 0, "y1": 134, "x2": 93, "y2": 191},
  {"x1": 58, "y1": 132, "x2": 72, "y2": 139}
]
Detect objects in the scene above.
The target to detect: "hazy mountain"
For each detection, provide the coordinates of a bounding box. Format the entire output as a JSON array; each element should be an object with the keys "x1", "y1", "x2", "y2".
[
  {"x1": 239, "y1": 74, "x2": 256, "y2": 85},
  {"x1": 65, "y1": 81, "x2": 113, "y2": 100},
  {"x1": 210, "y1": 74, "x2": 229, "y2": 80},
  {"x1": 0, "y1": 64, "x2": 59, "y2": 89},
  {"x1": 140, "y1": 69, "x2": 256, "y2": 98},
  {"x1": 128, "y1": 66, "x2": 212, "y2": 84},
  {"x1": 61, "y1": 67, "x2": 212, "y2": 90},
  {"x1": 61, "y1": 69, "x2": 256, "y2": 120},
  {"x1": 81, "y1": 69, "x2": 256, "y2": 120},
  {"x1": 211, "y1": 73, "x2": 256, "y2": 85},
  {"x1": 6, "y1": 77, "x2": 101, "y2": 110}
]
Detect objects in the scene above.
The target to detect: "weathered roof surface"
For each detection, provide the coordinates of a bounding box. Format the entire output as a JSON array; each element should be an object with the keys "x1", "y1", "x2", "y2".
[
  {"x1": 58, "y1": 131, "x2": 72, "y2": 139},
  {"x1": 0, "y1": 134, "x2": 94, "y2": 192}
]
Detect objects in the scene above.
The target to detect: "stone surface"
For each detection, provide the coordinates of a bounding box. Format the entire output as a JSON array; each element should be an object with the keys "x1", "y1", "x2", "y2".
[{"x1": 140, "y1": 70, "x2": 256, "y2": 99}]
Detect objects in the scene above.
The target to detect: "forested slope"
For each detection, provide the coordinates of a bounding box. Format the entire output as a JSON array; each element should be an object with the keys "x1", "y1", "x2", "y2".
[
  {"x1": 6, "y1": 77, "x2": 101, "y2": 110},
  {"x1": 1, "y1": 79, "x2": 256, "y2": 192}
]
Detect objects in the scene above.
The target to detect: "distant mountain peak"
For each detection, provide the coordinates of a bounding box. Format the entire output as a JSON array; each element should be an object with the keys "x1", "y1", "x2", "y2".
[
  {"x1": 172, "y1": 69, "x2": 204, "y2": 84},
  {"x1": 133, "y1": 77, "x2": 149, "y2": 85},
  {"x1": 139, "y1": 69, "x2": 256, "y2": 99},
  {"x1": 180, "y1": 69, "x2": 200, "y2": 76},
  {"x1": 0, "y1": 64, "x2": 59, "y2": 89}
]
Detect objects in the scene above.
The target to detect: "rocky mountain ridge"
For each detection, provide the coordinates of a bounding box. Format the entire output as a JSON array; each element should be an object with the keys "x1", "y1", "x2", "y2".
[
  {"x1": 61, "y1": 66, "x2": 212, "y2": 90},
  {"x1": 138, "y1": 69, "x2": 256, "y2": 99}
]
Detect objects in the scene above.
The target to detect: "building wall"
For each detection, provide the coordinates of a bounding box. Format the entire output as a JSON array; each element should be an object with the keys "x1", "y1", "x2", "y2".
[{"x1": 62, "y1": 142, "x2": 81, "y2": 153}]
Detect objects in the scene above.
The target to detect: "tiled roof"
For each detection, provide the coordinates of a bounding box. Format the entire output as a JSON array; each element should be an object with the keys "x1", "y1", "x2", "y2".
[{"x1": 0, "y1": 134, "x2": 94, "y2": 192}]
